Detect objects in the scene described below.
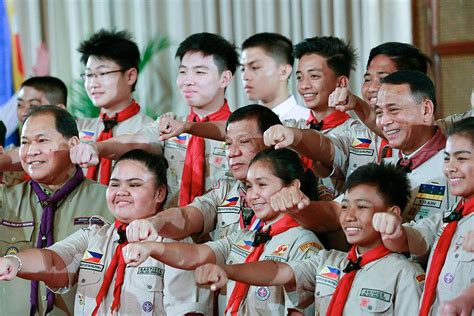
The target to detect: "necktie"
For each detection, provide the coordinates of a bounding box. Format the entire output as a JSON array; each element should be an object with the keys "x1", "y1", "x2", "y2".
[
  {"x1": 418, "y1": 198, "x2": 474, "y2": 316},
  {"x1": 87, "y1": 100, "x2": 140, "y2": 184},
  {"x1": 225, "y1": 215, "x2": 300, "y2": 315},
  {"x1": 178, "y1": 100, "x2": 231, "y2": 206},
  {"x1": 92, "y1": 220, "x2": 129, "y2": 315},
  {"x1": 326, "y1": 244, "x2": 392, "y2": 316},
  {"x1": 29, "y1": 166, "x2": 84, "y2": 315}
]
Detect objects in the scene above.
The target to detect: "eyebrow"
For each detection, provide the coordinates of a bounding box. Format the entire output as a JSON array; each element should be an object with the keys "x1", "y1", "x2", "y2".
[
  {"x1": 17, "y1": 97, "x2": 42, "y2": 102},
  {"x1": 85, "y1": 65, "x2": 111, "y2": 71},
  {"x1": 445, "y1": 150, "x2": 472, "y2": 155},
  {"x1": 109, "y1": 177, "x2": 145, "y2": 182}
]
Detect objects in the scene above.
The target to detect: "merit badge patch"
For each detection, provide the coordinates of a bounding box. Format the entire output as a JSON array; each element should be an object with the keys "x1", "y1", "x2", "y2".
[
  {"x1": 320, "y1": 266, "x2": 341, "y2": 280},
  {"x1": 416, "y1": 274, "x2": 425, "y2": 285},
  {"x1": 444, "y1": 272, "x2": 454, "y2": 284},
  {"x1": 5, "y1": 246, "x2": 19, "y2": 255},
  {"x1": 142, "y1": 301, "x2": 153, "y2": 313},
  {"x1": 255, "y1": 287, "x2": 271, "y2": 301},
  {"x1": 414, "y1": 184, "x2": 445, "y2": 208},
  {"x1": 359, "y1": 288, "x2": 392, "y2": 303},
  {"x1": 271, "y1": 244, "x2": 288, "y2": 256}
]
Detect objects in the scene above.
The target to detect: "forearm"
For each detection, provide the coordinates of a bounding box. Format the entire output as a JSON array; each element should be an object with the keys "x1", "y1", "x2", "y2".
[
  {"x1": 148, "y1": 242, "x2": 215, "y2": 270},
  {"x1": 96, "y1": 134, "x2": 161, "y2": 160},
  {"x1": 224, "y1": 261, "x2": 295, "y2": 287},
  {"x1": 15, "y1": 249, "x2": 68, "y2": 288},
  {"x1": 382, "y1": 227, "x2": 409, "y2": 253},
  {"x1": 153, "y1": 206, "x2": 204, "y2": 239},
  {"x1": 352, "y1": 96, "x2": 383, "y2": 137},
  {"x1": 291, "y1": 201, "x2": 341, "y2": 233},
  {"x1": 0, "y1": 148, "x2": 22, "y2": 171},
  {"x1": 186, "y1": 121, "x2": 226, "y2": 141},
  {"x1": 293, "y1": 129, "x2": 335, "y2": 168}
]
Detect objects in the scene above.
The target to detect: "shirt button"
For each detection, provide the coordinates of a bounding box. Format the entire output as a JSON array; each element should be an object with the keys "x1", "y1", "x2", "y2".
[
  {"x1": 147, "y1": 285, "x2": 152, "y2": 290},
  {"x1": 316, "y1": 291, "x2": 320, "y2": 296},
  {"x1": 454, "y1": 254, "x2": 459, "y2": 258},
  {"x1": 11, "y1": 236, "x2": 16, "y2": 242},
  {"x1": 229, "y1": 260, "x2": 233, "y2": 264},
  {"x1": 42, "y1": 295, "x2": 47, "y2": 301},
  {"x1": 221, "y1": 221, "x2": 225, "y2": 225},
  {"x1": 81, "y1": 279, "x2": 86, "y2": 283}
]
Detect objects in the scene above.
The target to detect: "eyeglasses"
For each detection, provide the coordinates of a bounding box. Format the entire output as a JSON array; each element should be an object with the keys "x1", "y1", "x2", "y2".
[{"x1": 80, "y1": 69, "x2": 124, "y2": 81}]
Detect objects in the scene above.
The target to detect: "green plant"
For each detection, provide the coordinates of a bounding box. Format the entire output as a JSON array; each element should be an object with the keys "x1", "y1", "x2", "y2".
[{"x1": 68, "y1": 34, "x2": 169, "y2": 118}]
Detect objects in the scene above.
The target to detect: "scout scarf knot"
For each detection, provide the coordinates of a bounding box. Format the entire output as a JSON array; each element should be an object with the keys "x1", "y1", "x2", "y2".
[
  {"x1": 396, "y1": 128, "x2": 446, "y2": 173},
  {"x1": 326, "y1": 244, "x2": 391, "y2": 316},
  {"x1": 305, "y1": 110, "x2": 350, "y2": 131},
  {"x1": 92, "y1": 220, "x2": 129, "y2": 316},
  {"x1": 87, "y1": 100, "x2": 140, "y2": 185},
  {"x1": 225, "y1": 215, "x2": 300, "y2": 315},
  {"x1": 29, "y1": 166, "x2": 84, "y2": 315},
  {"x1": 419, "y1": 198, "x2": 474, "y2": 316},
  {"x1": 179, "y1": 100, "x2": 231, "y2": 206}
]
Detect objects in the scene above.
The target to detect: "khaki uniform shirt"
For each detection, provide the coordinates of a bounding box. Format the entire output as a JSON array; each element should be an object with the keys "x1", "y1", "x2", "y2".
[
  {"x1": 383, "y1": 151, "x2": 459, "y2": 222},
  {"x1": 206, "y1": 225, "x2": 323, "y2": 315},
  {"x1": 403, "y1": 207, "x2": 474, "y2": 315},
  {"x1": 76, "y1": 112, "x2": 155, "y2": 183},
  {"x1": 140, "y1": 114, "x2": 230, "y2": 208},
  {"x1": 288, "y1": 250, "x2": 425, "y2": 316},
  {"x1": 49, "y1": 224, "x2": 212, "y2": 315},
  {"x1": 435, "y1": 110, "x2": 472, "y2": 135},
  {"x1": 0, "y1": 179, "x2": 112, "y2": 315}
]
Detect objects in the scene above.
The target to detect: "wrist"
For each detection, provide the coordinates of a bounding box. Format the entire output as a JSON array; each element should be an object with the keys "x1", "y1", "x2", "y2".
[{"x1": 4, "y1": 254, "x2": 22, "y2": 272}]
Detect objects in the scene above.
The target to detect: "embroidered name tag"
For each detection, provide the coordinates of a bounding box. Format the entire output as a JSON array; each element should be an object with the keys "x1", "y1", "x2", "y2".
[
  {"x1": 137, "y1": 266, "x2": 164, "y2": 277},
  {"x1": 1, "y1": 219, "x2": 34, "y2": 228},
  {"x1": 80, "y1": 261, "x2": 104, "y2": 272},
  {"x1": 359, "y1": 288, "x2": 392, "y2": 302},
  {"x1": 74, "y1": 217, "x2": 105, "y2": 226}
]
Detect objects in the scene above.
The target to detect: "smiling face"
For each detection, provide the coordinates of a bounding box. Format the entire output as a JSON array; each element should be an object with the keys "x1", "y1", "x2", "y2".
[
  {"x1": 107, "y1": 159, "x2": 166, "y2": 223},
  {"x1": 340, "y1": 184, "x2": 391, "y2": 254},
  {"x1": 17, "y1": 87, "x2": 51, "y2": 124},
  {"x1": 225, "y1": 118, "x2": 266, "y2": 181},
  {"x1": 245, "y1": 159, "x2": 288, "y2": 222},
  {"x1": 296, "y1": 53, "x2": 338, "y2": 111},
  {"x1": 444, "y1": 134, "x2": 474, "y2": 200},
  {"x1": 19, "y1": 113, "x2": 78, "y2": 186},
  {"x1": 362, "y1": 55, "x2": 398, "y2": 108}
]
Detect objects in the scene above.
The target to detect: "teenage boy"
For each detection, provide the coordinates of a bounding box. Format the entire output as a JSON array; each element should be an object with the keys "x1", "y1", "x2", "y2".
[
  {"x1": 240, "y1": 32, "x2": 309, "y2": 120},
  {"x1": 71, "y1": 32, "x2": 239, "y2": 207},
  {"x1": 194, "y1": 162, "x2": 425, "y2": 315},
  {"x1": 0, "y1": 106, "x2": 111, "y2": 315},
  {"x1": 76, "y1": 29, "x2": 155, "y2": 185}
]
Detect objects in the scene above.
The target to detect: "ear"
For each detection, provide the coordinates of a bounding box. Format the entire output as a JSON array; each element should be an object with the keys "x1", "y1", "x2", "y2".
[
  {"x1": 57, "y1": 103, "x2": 66, "y2": 110},
  {"x1": 279, "y1": 64, "x2": 292, "y2": 81},
  {"x1": 68, "y1": 136, "x2": 80, "y2": 147},
  {"x1": 421, "y1": 98, "x2": 435, "y2": 122},
  {"x1": 336, "y1": 76, "x2": 349, "y2": 88},
  {"x1": 290, "y1": 179, "x2": 301, "y2": 189},
  {"x1": 154, "y1": 184, "x2": 167, "y2": 205},
  {"x1": 387, "y1": 205, "x2": 401, "y2": 216},
  {"x1": 125, "y1": 68, "x2": 138, "y2": 87},
  {"x1": 219, "y1": 70, "x2": 233, "y2": 89}
]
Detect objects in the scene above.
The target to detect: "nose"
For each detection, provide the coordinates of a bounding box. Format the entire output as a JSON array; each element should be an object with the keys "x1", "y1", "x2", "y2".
[
  {"x1": 368, "y1": 78, "x2": 381, "y2": 93},
  {"x1": 444, "y1": 157, "x2": 456, "y2": 174},
  {"x1": 298, "y1": 76, "x2": 311, "y2": 91},
  {"x1": 226, "y1": 143, "x2": 241, "y2": 158},
  {"x1": 242, "y1": 67, "x2": 250, "y2": 82},
  {"x1": 26, "y1": 143, "x2": 40, "y2": 156},
  {"x1": 343, "y1": 205, "x2": 357, "y2": 221}
]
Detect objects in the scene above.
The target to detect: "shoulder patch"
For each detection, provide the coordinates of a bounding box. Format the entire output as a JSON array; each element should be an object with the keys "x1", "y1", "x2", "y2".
[{"x1": 299, "y1": 241, "x2": 323, "y2": 252}]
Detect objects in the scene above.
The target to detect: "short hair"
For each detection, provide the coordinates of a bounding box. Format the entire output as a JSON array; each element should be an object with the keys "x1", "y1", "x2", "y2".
[
  {"x1": 175, "y1": 32, "x2": 239, "y2": 75},
  {"x1": 226, "y1": 104, "x2": 282, "y2": 135},
  {"x1": 447, "y1": 117, "x2": 474, "y2": 144},
  {"x1": 381, "y1": 70, "x2": 436, "y2": 110},
  {"x1": 115, "y1": 149, "x2": 169, "y2": 204},
  {"x1": 0, "y1": 120, "x2": 5, "y2": 147},
  {"x1": 293, "y1": 36, "x2": 357, "y2": 77},
  {"x1": 20, "y1": 76, "x2": 68, "y2": 106},
  {"x1": 242, "y1": 32, "x2": 294, "y2": 66},
  {"x1": 368, "y1": 42, "x2": 431, "y2": 74},
  {"x1": 344, "y1": 162, "x2": 411, "y2": 210},
  {"x1": 250, "y1": 148, "x2": 318, "y2": 201},
  {"x1": 78, "y1": 29, "x2": 140, "y2": 91},
  {"x1": 24, "y1": 105, "x2": 78, "y2": 139}
]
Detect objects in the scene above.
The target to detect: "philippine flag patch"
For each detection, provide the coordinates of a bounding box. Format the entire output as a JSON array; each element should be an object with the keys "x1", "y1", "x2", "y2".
[
  {"x1": 223, "y1": 197, "x2": 239, "y2": 206},
  {"x1": 82, "y1": 250, "x2": 103, "y2": 263},
  {"x1": 320, "y1": 266, "x2": 341, "y2": 280},
  {"x1": 173, "y1": 134, "x2": 187, "y2": 145},
  {"x1": 351, "y1": 138, "x2": 371, "y2": 148}
]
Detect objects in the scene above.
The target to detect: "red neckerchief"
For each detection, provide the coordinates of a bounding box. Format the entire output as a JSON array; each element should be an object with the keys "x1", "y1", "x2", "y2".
[
  {"x1": 326, "y1": 244, "x2": 392, "y2": 316},
  {"x1": 92, "y1": 220, "x2": 129, "y2": 315},
  {"x1": 178, "y1": 100, "x2": 231, "y2": 206},
  {"x1": 305, "y1": 110, "x2": 350, "y2": 131},
  {"x1": 87, "y1": 100, "x2": 140, "y2": 184},
  {"x1": 225, "y1": 215, "x2": 300, "y2": 315},
  {"x1": 397, "y1": 128, "x2": 446, "y2": 172},
  {"x1": 419, "y1": 198, "x2": 474, "y2": 316},
  {"x1": 377, "y1": 138, "x2": 393, "y2": 163}
]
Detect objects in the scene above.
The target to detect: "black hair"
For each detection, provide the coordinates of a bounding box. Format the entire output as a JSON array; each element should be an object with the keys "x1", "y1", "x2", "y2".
[
  {"x1": 249, "y1": 148, "x2": 318, "y2": 201},
  {"x1": 175, "y1": 32, "x2": 239, "y2": 75},
  {"x1": 381, "y1": 70, "x2": 436, "y2": 111},
  {"x1": 344, "y1": 162, "x2": 411, "y2": 210},
  {"x1": 0, "y1": 120, "x2": 5, "y2": 147},
  {"x1": 293, "y1": 36, "x2": 357, "y2": 77},
  {"x1": 368, "y1": 42, "x2": 431, "y2": 74},
  {"x1": 226, "y1": 104, "x2": 282, "y2": 135},
  {"x1": 78, "y1": 29, "x2": 140, "y2": 91},
  {"x1": 21, "y1": 76, "x2": 68, "y2": 106},
  {"x1": 447, "y1": 117, "x2": 474, "y2": 144},
  {"x1": 242, "y1": 32, "x2": 294, "y2": 66},
  {"x1": 115, "y1": 149, "x2": 169, "y2": 204},
  {"x1": 24, "y1": 105, "x2": 79, "y2": 139}
]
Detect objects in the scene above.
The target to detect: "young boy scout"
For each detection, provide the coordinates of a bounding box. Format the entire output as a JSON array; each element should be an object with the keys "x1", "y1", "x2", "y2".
[
  {"x1": 373, "y1": 117, "x2": 474, "y2": 316},
  {"x1": 193, "y1": 162, "x2": 425, "y2": 316},
  {"x1": 240, "y1": 32, "x2": 309, "y2": 121},
  {"x1": 0, "y1": 106, "x2": 112, "y2": 315}
]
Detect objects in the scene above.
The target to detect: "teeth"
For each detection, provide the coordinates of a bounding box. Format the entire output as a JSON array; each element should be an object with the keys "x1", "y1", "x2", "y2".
[
  {"x1": 346, "y1": 227, "x2": 361, "y2": 231},
  {"x1": 303, "y1": 93, "x2": 316, "y2": 97},
  {"x1": 385, "y1": 129, "x2": 400, "y2": 135},
  {"x1": 29, "y1": 161, "x2": 42, "y2": 165}
]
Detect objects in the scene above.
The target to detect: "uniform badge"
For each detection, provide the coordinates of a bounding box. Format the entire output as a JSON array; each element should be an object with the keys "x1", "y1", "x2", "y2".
[
  {"x1": 5, "y1": 246, "x2": 19, "y2": 255},
  {"x1": 82, "y1": 250, "x2": 103, "y2": 263},
  {"x1": 416, "y1": 274, "x2": 425, "y2": 285},
  {"x1": 271, "y1": 244, "x2": 288, "y2": 256},
  {"x1": 79, "y1": 130, "x2": 95, "y2": 143},
  {"x1": 320, "y1": 266, "x2": 340, "y2": 281},
  {"x1": 255, "y1": 287, "x2": 271, "y2": 301},
  {"x1": 223, "y1": 197, "x2": 239, "y2": 206},
  {"x1": 142, "y1": 301, "x2": 153, "y2": 313},
  {"x1": 444, "y1": 272, "x2": 454, "y2": 284}
]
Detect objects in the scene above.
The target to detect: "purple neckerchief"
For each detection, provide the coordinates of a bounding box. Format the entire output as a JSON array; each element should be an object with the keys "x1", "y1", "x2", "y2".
[{"x1": 29, "y1": 166, "x2": 84, "y2": 316}]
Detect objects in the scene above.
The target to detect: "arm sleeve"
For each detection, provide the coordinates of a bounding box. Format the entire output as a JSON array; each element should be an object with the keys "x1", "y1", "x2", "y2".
[
  {"x1": 205, "y1": 232, "x2": 239, "y2": 264},
  {"x1": 286, "y1": 254, "x2": 323, "y2": 309},
  {"x1": 403, "y1": 213, "x2": 444, "y2": 256},
  {"x1": 392, "y1": 262, "x2": 425, "y2": 315}
]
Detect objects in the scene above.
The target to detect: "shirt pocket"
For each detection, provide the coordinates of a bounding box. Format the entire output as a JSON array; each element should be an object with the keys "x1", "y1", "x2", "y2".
[
  {"x1": 214, "y1": 206, "x2": 240, "y2": 240},
  {"x1": 0, "y1": 225, "x2": 34, "y2": 254},
  {"x1": 358, "y1": 296, "x2": 393, "y2": 315},
  {"x1": 75, "y1": 270, "x2": 102, "y2": 314},
  {"x1": 314, "y1": 283, "x2": 336, "y2": 316},
  {"x1": 132, "y1": 273, "x2": 164, "y2": 315}
]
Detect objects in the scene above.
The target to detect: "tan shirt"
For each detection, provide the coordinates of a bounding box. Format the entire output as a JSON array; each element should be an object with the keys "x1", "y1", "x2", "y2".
[
  {"x1": 207, "y1": 225, "x2": 323, "y2": 315},
  {"x1": 288, "y1": 250, "x2": 425, "y2": 316},
  {"x1": 403, "y1": 207, "x2": 474, "y2": 315},
  {"x1": 0, "y1": 179, "x2": 112, "y2": 316},
  {"x1": 49, "y1": 224, "x2": 212, "y2": 315}
]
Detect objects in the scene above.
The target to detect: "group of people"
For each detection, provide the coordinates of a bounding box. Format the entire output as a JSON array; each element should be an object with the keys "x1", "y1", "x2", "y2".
[{"x1": 0, "y1": 28, "x2": 472, "y2": 316}]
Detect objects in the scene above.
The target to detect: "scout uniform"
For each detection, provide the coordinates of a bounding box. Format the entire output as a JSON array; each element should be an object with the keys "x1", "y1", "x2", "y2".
[
  {"x1": 272, "y1": 95, "x2": 310, "y2": 121},
  {"x1": 0, "y1": 179, "x2": 112, "y2": 316},
  {"x1": 76, "y1": 110, "x2": 155, "y2": 183},
  {"x1": 403, "y1": 206, "x2": 474, "y2": 315},
  {"x1": 435, "y1": 110, "x2": 473, "y2": 135},
  {"x1": 383, "y1": 151, "x2": 459, "y2": 223},
  {"x1": 206, "y1": 224, "x2": 323, "y2": 315},
  {"x1": 140, "y1": 114, "x2": 230, "y2": 208},
  {"x1": 287, "y1": 249, "x2": 425, "y2": 315},
  {"x1": 48, "y1": 223, "x2": 212, "y2": 315}
]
